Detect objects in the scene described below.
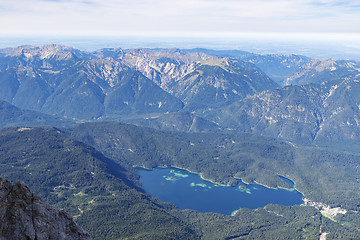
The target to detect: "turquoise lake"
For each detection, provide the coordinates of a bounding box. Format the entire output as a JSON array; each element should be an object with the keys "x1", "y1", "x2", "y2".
[{"x1": 138, "y1": 167, "x2": 304, "y2": 215}]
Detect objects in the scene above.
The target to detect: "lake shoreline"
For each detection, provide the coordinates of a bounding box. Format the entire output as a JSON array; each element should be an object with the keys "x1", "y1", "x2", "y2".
[
  {"x1": 135, "y1": 166, "x2": 305, "y2": 213},
  {"x1": 136, "y1": 165, "x2": 304, "y2": 195},
  {"x1": 137, "y1": 166, "x2": 304, "y2": 216}
]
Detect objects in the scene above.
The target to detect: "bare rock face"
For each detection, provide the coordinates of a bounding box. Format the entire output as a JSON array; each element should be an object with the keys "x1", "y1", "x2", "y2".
[
  {"x1": 0, "y1": 177, "x2": 91, "y2": 240},
  {"x1": 285, "y1": 59, "x2": 360, "y2": 86}
]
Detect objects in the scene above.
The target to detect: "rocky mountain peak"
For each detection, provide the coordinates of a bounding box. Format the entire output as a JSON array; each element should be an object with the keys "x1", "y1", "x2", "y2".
[
  {"x1": 120, "y1": 49, "x2": 219, "y2": 89},
  {"x1": 92, "y1": 48, "x2": 124, "y2": 59},
  {"x1": 198, "y1": 58, "x2": 230, "y2": 69},
  {"x1": 313, "y1": 59, "x2": 337, "y2": 71},
  {"x1": 0, "y1": 45, "x2": 94, "y2": 70},
  {"x1": 285, "y1": 59, "x2": 360, "y2": 86},
  {"x1": 86, "y1": 57, "x2": 127, "y2": 74},
  {"x1": 0, "y1": 177, "x2": 91, "y2": 240},
  {"x1": 4, "y1": 45, "x2": 75, "y2": 59},
  {"x1": 83, "y1": 58, "x2": 131, "y2": 89},
  {"x1": 127, "y1": 48, "x2": 151, "y2": 58}
]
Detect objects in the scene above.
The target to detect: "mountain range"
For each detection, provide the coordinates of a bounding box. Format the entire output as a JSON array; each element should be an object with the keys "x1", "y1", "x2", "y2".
[
  {"x1": 285, "y1": 59, "x2": 360, "y2": 86},
  {"x1": 2, "y1": 44, "x2": 360, "y2": 151},
  {"x1": 187, "y1": 48, "x2": 311, "y2": 85},
  {"x1": 1, "y1": 44, "x2": 360, "y2": 239},
  {"x1": 0, "y1": 45, "x2": 277, "y2": 120},
  {"x1": 206, "y1": 76, "x2": 360, "y2": 151}
]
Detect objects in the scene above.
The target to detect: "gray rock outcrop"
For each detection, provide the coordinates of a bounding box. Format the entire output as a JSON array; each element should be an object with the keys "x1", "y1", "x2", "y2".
[{"x1": 0, "y1": 177, "x2": 91, "y2": 240}]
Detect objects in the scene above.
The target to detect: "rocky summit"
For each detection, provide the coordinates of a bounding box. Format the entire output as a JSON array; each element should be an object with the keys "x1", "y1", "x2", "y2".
[{"x1": 0, "y1": 177, "x2": 91, "y2": 240}]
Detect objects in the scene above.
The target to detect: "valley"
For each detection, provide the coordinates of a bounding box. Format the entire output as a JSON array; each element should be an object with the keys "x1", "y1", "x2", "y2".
[{"x1": 1, "y1": 44, "x2": 360, "y2": 239}]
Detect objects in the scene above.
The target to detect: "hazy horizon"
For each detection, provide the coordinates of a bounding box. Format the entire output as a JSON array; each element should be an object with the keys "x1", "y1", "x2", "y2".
[
  {"x1": 2, "y1": 0, "x2": 360, "y2": 59},
  {"x1": 1, "y1": 32, "x2": 360, "y2": 60}
]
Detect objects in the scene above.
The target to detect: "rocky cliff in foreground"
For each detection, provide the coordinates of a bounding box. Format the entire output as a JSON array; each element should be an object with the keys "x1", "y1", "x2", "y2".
[{"x1": 0, "y1": 177, "x2": 91, "y2": 240}]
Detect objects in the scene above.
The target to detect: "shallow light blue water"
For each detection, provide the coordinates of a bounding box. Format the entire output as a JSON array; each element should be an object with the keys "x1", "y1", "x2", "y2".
[{"x1": 138, "y1": 167, "x2": 304, "y2": 215}]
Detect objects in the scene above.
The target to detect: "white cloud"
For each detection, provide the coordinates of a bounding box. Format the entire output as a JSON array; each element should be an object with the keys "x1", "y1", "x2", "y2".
[{"x1": 0, "y1": 0, "x2": 359, "y2": 36}]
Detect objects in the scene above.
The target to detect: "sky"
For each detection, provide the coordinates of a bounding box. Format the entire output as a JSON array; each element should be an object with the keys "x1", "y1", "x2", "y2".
[
  {"x1": 1, "y1": 0, "x2": 360, "y2": 59},
  {"x1": 1, "y1": 0, "x2": 360, "y2": 36}
]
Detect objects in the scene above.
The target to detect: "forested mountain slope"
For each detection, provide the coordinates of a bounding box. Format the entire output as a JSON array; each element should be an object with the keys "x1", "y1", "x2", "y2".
[
  {"x1": 67, "y1": 122, "x2": 360, "y2": 211},
  {"x1": 167, "y1": 58, "x2": 278, "y2": 112},
  {"x1": 206, "y1": 77, "x2": 360, "y2": 151},
  {"x1": 0, "y1": 100, "x2": 74, "y2": 128},
  {"x1": 0, "y1": 127, "x2": 198, "y2": 239},
  {"x1": 1, "y1": 125, "x2": 360, "y2": 239}
]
